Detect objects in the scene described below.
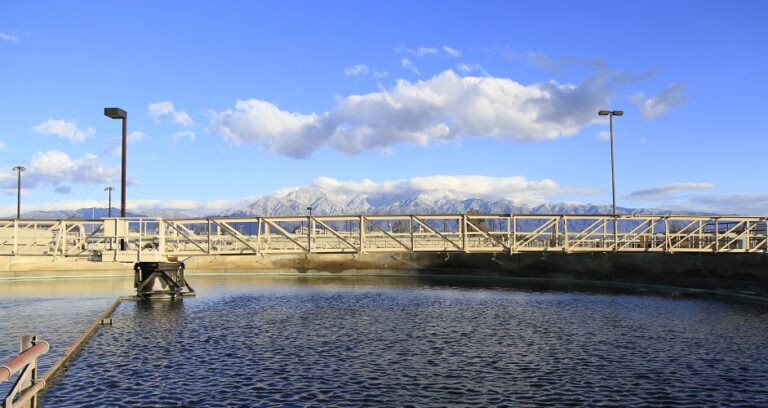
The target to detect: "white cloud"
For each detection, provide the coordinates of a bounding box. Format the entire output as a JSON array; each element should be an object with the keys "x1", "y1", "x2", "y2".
[
  {"x1": 629, "y1": 83, "x2": 687, "y2": 120},
  {"x1": 499, "y1": 48, "x2": 607, "y2": 72},
  {"x1": 32, "y1": 119, "x2": 95, "y2": 143},
  {"x1": 413, "y1": 46, "x2": 438, "y2": 57},
  {"x1": 456, "y1": 63, "x2": 487, "y2": 75},
  {"x1": 683, "y1": 194, "x2": 768, "y2": 215},
  {"x1": 128, "y1": 131, "x2": 146, "y2": 143},
  {"x1": 597, "y1": 130, "x2": 610, "y2": 141},
  {"x1": 626, "y1": 182, "x2": 716, "y2": 201},
  {"x1": 171, "y1": 130, "x2": 196, "y2": 142},
  {"x1": 400, "y1": 57, "x2": 420, "y2": 75},
  {"x1": 373, "y1": 70, "x2": 389, "y2": 78},
  {"x1": 344, "y1": 64, "x2": 370, "y2": 77},
  {"x1": 209, "y1": 70, "x2": 612, "y2": 158},
  {"x1": 0, "y1": 151, "x2": 120, "y2": 191},
  {"x1": 0, "y1": 32, "x2": 18, "y2": 42},
  {"x1": 148, "y1": 101, "x2": 194, "y2": 126},
  {"x1": 443, "y1": 45, "x2": 461, "y2": 58},
  {"x1": 54, "y1": 186, "x2": 72, "y2": 194},
  {"x1": 0, "y1": 141, "x2": 6, "y2": 150},
  {"x1": 309, "y1": 175, "x2": 598, "y2": 203}
]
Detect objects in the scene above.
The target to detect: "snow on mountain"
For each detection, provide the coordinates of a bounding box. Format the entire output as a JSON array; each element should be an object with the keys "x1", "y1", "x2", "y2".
[{"x1": 224, "y1": 186, "x2": 681, "y2": 217}]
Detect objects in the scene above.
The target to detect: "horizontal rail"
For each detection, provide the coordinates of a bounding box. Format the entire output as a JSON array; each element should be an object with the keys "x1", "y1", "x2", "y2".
[{"x1": 0, "y1": 342, "x2": 49, "y2": 383}]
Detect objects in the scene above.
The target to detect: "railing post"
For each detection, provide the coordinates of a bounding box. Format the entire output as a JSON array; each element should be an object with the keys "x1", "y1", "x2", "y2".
[
  {"x1": 308, "y1": 217, "x2": 313, "y2": 254},
  {"x1": 563, "y1": 215, "x2": 569, "y2": 252},
  {"x1": 409, "y1": 216, "x2": 414, "y2": 252},
  {"x1": 206, "y1": 219, "x2": 212, "y2": 255},
  {"x1": 13, "y1": 219, "x2": 18, "y2": 256},
  {"x1": 358, "y1": 216, "x2": 365, "y2": 255},
  {"x1": 256, "y1": 218, "x2": 262, "y2": 255},
  {"x1": 462, "y1": 214, "x2": 467, "y2": 252}
]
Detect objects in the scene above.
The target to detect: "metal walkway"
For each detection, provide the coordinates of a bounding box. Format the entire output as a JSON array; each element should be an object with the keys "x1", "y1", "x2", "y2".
[{"x1": 0, "y1": 214, "x2": 766, "y2": 261}]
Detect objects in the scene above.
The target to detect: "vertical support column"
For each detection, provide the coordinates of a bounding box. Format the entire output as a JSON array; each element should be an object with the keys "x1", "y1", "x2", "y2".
[
  {"x1": 13, "y1": 219, "x2": 18, "y2": 256},
  {"x1": 158, "y1": 219, "x2": 166, "y2": 258},
  {"x1": 308, "y1": 217, "x2": 313, "y2": 254},
  {"x1": 61, "y1": 221, "x2": 67, "y2": 256},
  {"x1": 563, "y1": 215, "x2": 569, "y2": 252},
  {"x1": 207, "y1": 219, "x2": 212, "y2": 255},
  {"x1": 257, "y1": 218, "x2": 262, "y2": 255},
  {"x1": 512, "y1": 215, "x2": 517, "y2": 253},
  {"x1": 462, "y1": 214, "x2": 467, "y2": 252},
  {"x1": 359, "y1": 215, "x2": 365, "y2": 255},
  {"x1": 507, "y1": 214, "x2": 512, "y2": 254},
  {"x1": 409, "y1": 216, "x2": 414, "y2": 252},
  {"x1": 664, "y1": 217, "x2": 671, "y2": 253},
  {"x1": 19, "y1": 334, "x2": 36, "y2": 408}
]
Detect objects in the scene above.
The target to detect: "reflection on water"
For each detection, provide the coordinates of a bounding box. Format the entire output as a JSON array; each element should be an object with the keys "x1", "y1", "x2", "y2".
[{"x1": 2, "y1": 274, "x2": 760, "y2": 406}]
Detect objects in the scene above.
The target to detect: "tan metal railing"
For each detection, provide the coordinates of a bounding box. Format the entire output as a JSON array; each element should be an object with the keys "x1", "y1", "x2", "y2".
[{"x1": 0, "y1": 214, "x2": 766, "y2": 260}]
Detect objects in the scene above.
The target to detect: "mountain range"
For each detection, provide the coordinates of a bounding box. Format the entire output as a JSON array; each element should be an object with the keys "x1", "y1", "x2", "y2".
[{"x1": 19, "y1": 186, "x2": 694, "y2": 219}]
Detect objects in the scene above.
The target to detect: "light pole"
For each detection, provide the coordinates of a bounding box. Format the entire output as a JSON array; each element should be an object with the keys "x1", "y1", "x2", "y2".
[
  {"x1": 105, "y1": 187, "x2": 114, "y2": 217},
  {"x1": 104, "y1": 107, "x2": 127, "y2": 218},
  {"x1": 598, "y1": 109, "x2": 623, "y2": 247},
  {"x1": 12, "y1": 166, "x2": 25, "y2": 219}
]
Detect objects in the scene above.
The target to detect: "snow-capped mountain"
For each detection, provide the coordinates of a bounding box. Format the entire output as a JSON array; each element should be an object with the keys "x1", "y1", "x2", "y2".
[{"x1": 224, "y1": 186, "x2": 677, "y2": 217}]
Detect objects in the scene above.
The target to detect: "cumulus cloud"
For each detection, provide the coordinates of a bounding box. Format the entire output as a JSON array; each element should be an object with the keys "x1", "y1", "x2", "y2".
[
  {"x1": 0, "y1": 32, "x2": 18, "y2": 42},
  {"x1": 443, "y1": 45, "x2": 461, "y2": 58},
  {"x1": 400, "y1": 57, "x2": 420, "y2": 75},
  {"x1": 148, "y1": 101, "x2": 194, "y2": 126},
  {"x1": 308, "y1": 175, "x2": 598, "y2": 203},
  {"x1": 629, "y1": 83, "x2": 687, "y2": 120},
  {"x1": 209, "y1": 70, "x2": 612, "y2": 158},
  {"x1": 32, "y1": 119, "x2": 95, "y2": 143},
  {"x1": 0, "y1": 151, "x2": 120, "y2": 191},
  {"x1": 171, "y1": 130, "x2": 196, "y2": 142},
  {"x1": 626, "y1": 182, "x2": 716, "y2": 201},
  {"x1": 344, "y1": 64, "x2": 370, "y2": 77},
  {"x1": 54, "y1": 186, "x2": 72, "y2": 194}
]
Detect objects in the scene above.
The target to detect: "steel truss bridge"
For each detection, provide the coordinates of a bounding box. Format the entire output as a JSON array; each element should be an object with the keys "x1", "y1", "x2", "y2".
[{"x1": 1, "y1": 214, "x2": 766, "y2": 261}]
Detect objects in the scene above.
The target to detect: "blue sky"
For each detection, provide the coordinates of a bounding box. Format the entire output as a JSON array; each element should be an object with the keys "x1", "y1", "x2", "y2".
[{"x1": 0, "y1": 1, "x2": 766, "y2": 215}]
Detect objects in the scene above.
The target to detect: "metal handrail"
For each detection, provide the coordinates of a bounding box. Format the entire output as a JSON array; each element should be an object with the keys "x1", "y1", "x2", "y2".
[{"x1": 1, "y1": 337, "x2": 49, "y2": 408}]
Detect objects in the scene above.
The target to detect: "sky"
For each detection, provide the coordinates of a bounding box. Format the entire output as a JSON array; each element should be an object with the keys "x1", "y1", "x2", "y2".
[{"x1": 0, "y1": 1, "x2": 766, "y2": 216}]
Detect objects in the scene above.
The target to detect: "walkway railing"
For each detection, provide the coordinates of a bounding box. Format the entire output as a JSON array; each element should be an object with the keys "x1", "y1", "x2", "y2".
[
  {"x1": 1, "y1": 336, "x2": 48, "y2": 408},
  {"x1": 0, "y1": 214, "x2": 766, "y2": 260}
]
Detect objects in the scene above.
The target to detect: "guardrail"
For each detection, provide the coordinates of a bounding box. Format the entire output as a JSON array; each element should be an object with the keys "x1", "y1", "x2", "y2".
[
  {"x1": 0, "y1": 214, "x2": 766, "y2": 260},
  {"x1": 1, "y1": 335, "x2": 48, "y2": 408}
]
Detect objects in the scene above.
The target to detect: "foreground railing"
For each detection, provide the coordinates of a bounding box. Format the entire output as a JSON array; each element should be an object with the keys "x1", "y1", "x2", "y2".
[
  {"x1": 1, "y1": 335, "x2": 48, "y2": 408},
  {"x1": 0, "y1": 214, "x2": 766, "y2": 259}
]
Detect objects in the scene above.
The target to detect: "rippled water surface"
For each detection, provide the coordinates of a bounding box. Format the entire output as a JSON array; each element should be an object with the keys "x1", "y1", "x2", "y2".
[{"x1": 3, "y1": 275, "x2": 768, "y2": 406}]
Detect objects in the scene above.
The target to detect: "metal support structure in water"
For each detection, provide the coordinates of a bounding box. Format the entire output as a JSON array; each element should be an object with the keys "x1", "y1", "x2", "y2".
[{"x1": 134, "y1": 262, "x2": 195, "y2": 299}]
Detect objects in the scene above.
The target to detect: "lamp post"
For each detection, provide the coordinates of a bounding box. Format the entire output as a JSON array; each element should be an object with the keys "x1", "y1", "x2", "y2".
[
  {"x1": 105, "y1": 187, "x2": 114, "y2": 217},
  {"x1": 103, "y1": 107, "x2": 127, "y2": 218},
  {"x1": 598, "y1": 109, "x2": 623, "y2": 247},
  {"x1": 12, "y1": 166, "x2": 25, "y2": 219}
]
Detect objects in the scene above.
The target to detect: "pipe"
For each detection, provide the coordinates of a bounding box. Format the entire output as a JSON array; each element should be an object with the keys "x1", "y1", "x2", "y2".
[{"x1": 0, "y1": 341, "x2": 49, "y2": 382}]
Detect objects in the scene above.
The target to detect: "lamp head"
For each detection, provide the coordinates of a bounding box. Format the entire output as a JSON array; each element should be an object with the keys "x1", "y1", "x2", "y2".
[
  {"x1": 598, "y1": 110, "x2": 610, "y2": 116},
  {"x1": 612, "y1": 110, "x2": 624, "y2": 116},
  {"x1": 12, "y1": 165, "x2": 26, "y2": 172},
  {"x1": 104, "y1": 107, "x2": 127, "y2": 119}
]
